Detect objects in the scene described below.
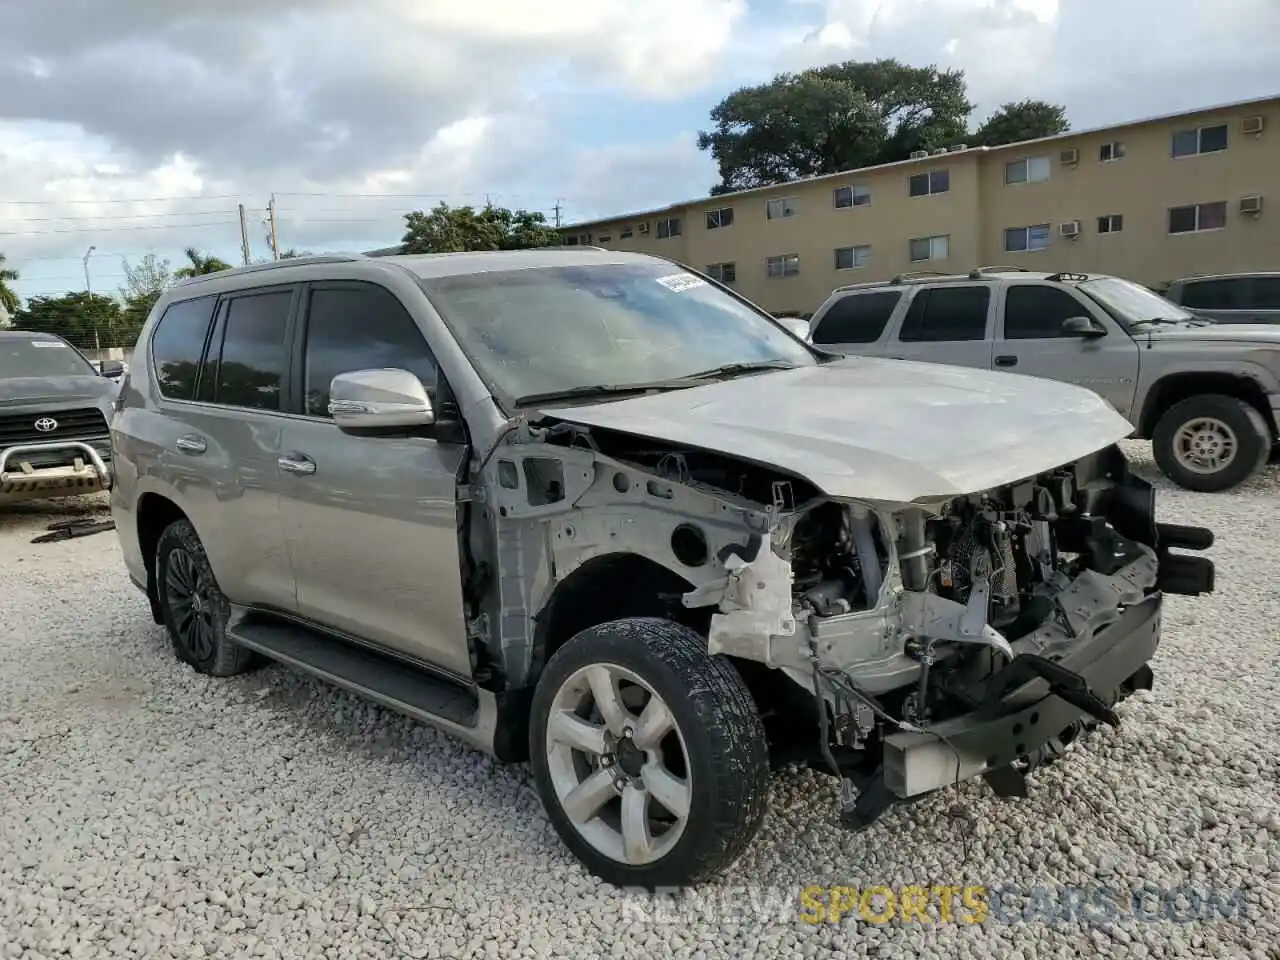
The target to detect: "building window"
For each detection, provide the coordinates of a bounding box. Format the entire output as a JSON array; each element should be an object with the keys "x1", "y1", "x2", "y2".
[
  {"x1": 766, "y1": 254, "x2": 800, "y2": 278},
  {"x1": 1172, "y1": 123, "x2": 1229, "y2": 158},
  {"x1": 619, "y1": 226, "x2": 633, "y2": 239},
  {"x1": 597, "y1": 234, "x2": 612, "y2": 243},
  {"x1": 1168, "y1": 201, "x2": 1227, "y2": 234},
  {"x1": 909, "y1": 170, "x2": 950, "y2": 197},
  {"x1": 578, "y1": 233, "x2": 591, "y2": 245},
  {"x1": 1004, "y1": 224, "x2": 1051, "y2": 253},
  {"x1": 656, "y1": 217, "x2": 682, "y2": 239},
  {"x1": 766, "y1": 197, "x2": 799, "y2": 220},
  {"x1": 908, "y1": 235, "x2": 949, "y2": 262},
  {"x1": 1005, "y1": 156, "x2": 1051, "y2": 185},
  {"x1": 705, "y1": 262, "x2": 736, "y2": 284},
  {"x1": 834, "y1": 245, "x2": 871, "y2": 270},
  {"x1": 1099, "y1": 141, "x2": 1126, "y2": 162},
  {"x1": 563, "y1": 235, "x2": 579, "y2": 246},
  {"x1": 833, "y1": 184, "x2": 871, "y2": 208},
  {"x1": 705, "y1": 207, "x2": 734, "y2": 230},
  {"x1": 1097, "y1": 214, "x2": 1124, "y2": 234}
]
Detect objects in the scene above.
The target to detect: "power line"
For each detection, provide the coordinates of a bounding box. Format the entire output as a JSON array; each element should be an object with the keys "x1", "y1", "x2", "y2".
[
  {"x1": 0, "y1": 221, "x2": 241, "y2": 238},
  {"x1": 0, "y1": 193, "x2": 244, "y2": 206},
  {"x1": 0, "y1": 209, "x2": 240, "y2": 223}
]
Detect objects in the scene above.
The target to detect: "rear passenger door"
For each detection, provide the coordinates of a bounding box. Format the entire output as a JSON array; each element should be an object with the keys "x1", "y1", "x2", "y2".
[
  {"x1": 808, "y1": 290, "x2": 902, "y2": 354},
  {"x1": 888, "y1": 284, "x2": 994, "y2": 370},
  {"x1": 148, "y1": 286, "x2": 300, "y2": 610},
  {"x1": 276, "y1": 281, "x2": 472, "y2": 679}
]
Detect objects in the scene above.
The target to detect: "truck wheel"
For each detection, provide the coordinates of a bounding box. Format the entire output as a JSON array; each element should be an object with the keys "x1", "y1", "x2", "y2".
[
  {"x1": 1152, "y1": 394, "x2": 1270, "y2": 492},
  {"x1": 529, "y1": 617, "x2": 769, "y2": 889},
  {"x1": 154, "y1": 519, "x2": 256, "y2": 677}
]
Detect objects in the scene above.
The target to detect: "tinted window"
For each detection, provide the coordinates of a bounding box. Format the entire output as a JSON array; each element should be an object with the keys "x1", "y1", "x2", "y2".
[
  {"x1": 303, "y1": 284, "x2": 439, "y2": 418},
  {"x1": 812, "y1": 292, "x2": 900, "y2": 345},
  {"x1": 1178, "y1": 279, "x2": 1240, "y2": 310},
  {"x1": 899, "y1": 286, "x2": 989, "y2": 342},
  {"x1": 150, "y1": 296, "x2": 217, "y2": 400},
  {"x1": 211, "y1": 290, "x2": 292, "y2": 410},
  {"x1": 1243, "y1": 277, "x2": 1280, "y2": 311},
  {"x1": 1004, "y1": 285, "x2": 1090, "y2": 339}
]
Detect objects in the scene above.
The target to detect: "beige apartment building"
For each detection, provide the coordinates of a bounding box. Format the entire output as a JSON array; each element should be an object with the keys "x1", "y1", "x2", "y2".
[{"x1": 559, "y1": 94, "x2": 1280, "y2": 315}]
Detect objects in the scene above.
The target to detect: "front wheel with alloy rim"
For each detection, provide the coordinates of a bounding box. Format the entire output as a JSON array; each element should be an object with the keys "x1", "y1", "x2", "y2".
[
  {"x1": 154, "y1": 519, "x2": 256, "y2": 677},
  {"x1": 1151, "y1": 393, "x2": 1271, "y2": 492},
  {"x1": 529, "y1": 617, "x2": 769, "y2": 888}
]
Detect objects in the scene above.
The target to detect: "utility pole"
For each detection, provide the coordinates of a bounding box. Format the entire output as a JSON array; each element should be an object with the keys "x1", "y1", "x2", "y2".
[
  {"x1": 82, "y1": 246, "x2": 101, "y2": 354},
  {"x1": 267, "y1": 195, "x2": 280, "y2": 260},
  {"x1": 553, "y1": 199, "x2": 563, "y2": 228},
  {"x1": 238, "y1": 204, "x2": 252, "y2": 265}
]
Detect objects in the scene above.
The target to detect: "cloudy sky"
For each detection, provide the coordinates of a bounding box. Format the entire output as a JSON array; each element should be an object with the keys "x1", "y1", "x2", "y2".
[{"x1": 2, "y1": 0, "x2": 1277, "y2": 301}]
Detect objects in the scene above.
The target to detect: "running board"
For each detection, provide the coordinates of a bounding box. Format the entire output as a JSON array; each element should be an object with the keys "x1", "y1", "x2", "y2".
[{"x1": 228, "y1": 613, "x2": 489, "y2": 735}]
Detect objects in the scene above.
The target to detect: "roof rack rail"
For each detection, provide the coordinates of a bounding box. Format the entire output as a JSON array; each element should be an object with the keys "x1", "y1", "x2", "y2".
[
  {"x1": 889, "y1": 270, "x2": 950, "y2": 284},
  {"x1": 174, "y1": 254, "x2": 367, "y2": 285},
  {"x1": 968, "y1": 264, "x2": 1030, "y2": 278},
  {"x1": 1044, "y1": 271, "x2": 1090, "y2": 282}
]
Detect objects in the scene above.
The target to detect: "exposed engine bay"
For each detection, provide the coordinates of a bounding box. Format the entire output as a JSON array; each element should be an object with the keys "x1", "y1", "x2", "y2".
[{"x1": 472, "y1": 420, "x2": 1215, "y2": 830}]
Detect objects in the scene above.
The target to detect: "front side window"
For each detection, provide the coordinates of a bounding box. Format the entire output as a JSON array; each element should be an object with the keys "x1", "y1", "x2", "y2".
[
  {"x1": 1177, "y1": 279, "x2": 1240, "y2": 310},
  {"x1": 908, "y1": 234, "x2": 949, "y2": 262},
  {"x1": 416, "y1": 261, "x2": 816, "y2": 404},
  {"x1": 0, "y1": 336, "x2": 98, "y2": 380},
  {"x1": 210, "y1": 289, "x2": 292, "y2": 410},
  {"x1": 1169, "y1": 201, "x2": 1227, "y2": 234},
  {"x1": 1003, "y1": 285, "x2": 1091, "y2": 339},
  {"x1": 1243, "y1": 277, "x2": 1280, "y2": 310},
  {"x1": 811, "y1": 291, "x2": 900, "y2": 345},
  {"x1": 149, "y1": 295, "x2": 218, "y2": 400},
  {"x1": 899, "y1": 286, "x2": 990, "y2": 342},
  {"x1": 302, "y1": 283, "x2": 438, "y2": 418},
  {"x1": 909, "y1": 169, "x2": 950, "y2": 197},
  {"x1": 1004, "y1": 224, "x2": 1051, "y2": 252}
]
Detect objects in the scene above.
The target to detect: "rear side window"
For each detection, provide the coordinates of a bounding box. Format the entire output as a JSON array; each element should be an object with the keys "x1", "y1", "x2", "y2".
[
  {"x1": 209, "y1": 289, "x2": 293, "y2": 410},
  {"x1": 1003, "y1": 285, "x2": 1090, "y2": 339},
  {"x1": 899, "y1": 286, "x2": 990, "y2": 342},
  {"x1": 302, "y1": 283, "x2": 439, "y2": 418},
  {"x1": 1178, "y1": 279, "x2": 1240, "y2": 310},
  {"x1": 150, "y1": 296, "x2": 218, "y2": 400},
  {"x1": 812, "y1": 291, "x2": 900, "y2": 344}
]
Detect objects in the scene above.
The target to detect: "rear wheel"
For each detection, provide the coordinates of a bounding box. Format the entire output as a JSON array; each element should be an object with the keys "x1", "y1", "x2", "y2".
[
  {"x1": 529, "y1": 617, "x2": 769, "y2": 889},
  {"x1": 154, "y1": 519, "x2": 256, "y2": 676},
  {"x1": 1151, "y1": 394, "x2": 1270, "y2": 492}
]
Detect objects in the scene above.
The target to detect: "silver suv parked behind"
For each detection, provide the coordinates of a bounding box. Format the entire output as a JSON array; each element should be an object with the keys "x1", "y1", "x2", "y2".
[
  {"x1": 1161, "y1": 272, "x2": 1280, "y2": 325},
  {"x1": 808, "y1": 268, "x2": 1280, "y2": 492},
  {"x1": 111, "y1": 251, "x2": 1214, "y2": 888}
]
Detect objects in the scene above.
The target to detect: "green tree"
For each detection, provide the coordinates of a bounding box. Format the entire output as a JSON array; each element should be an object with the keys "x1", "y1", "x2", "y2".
[
  {"x1": 0, "y1": 252, "x2": 20, "y2": 321},
  {"x1": 973, "y1": 99, "x2": 1070, "y2": 147},
  {"x1": 118, "y1": 254, "x2": 174, "y2": 345},
  {"x1": 278, "y1": 248, "x2": 311, "y2": 259},
  {"x1": 174, "y1": 247, "x2": 233, "y2": 278},
  {"x1": 697, "y1": 58, "x2": 974, "y2": 194},
  {"x1": 13, "y1": 291, "x2": 125, "y2": 349},
  {"x1": 400, "y1": 203, "x2": 561, "y2": 254}
]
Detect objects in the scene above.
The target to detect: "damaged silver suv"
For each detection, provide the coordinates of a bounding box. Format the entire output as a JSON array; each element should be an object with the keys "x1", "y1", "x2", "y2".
[{"x1": 110, "y1": 249, "x2": 1216, "y2": 888}]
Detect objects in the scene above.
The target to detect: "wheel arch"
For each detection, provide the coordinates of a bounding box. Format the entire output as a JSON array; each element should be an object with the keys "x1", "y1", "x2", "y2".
[
  {"x1": 1137, "y1": 372, "x2": 1276, "y2": 438},
  {"x1": 136, "y1": 492, "x2": 191, "y2": 623}
]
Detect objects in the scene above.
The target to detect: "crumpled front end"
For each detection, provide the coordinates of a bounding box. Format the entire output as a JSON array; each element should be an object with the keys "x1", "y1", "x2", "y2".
[{"x1": 683, "y1": 443, "x2": 1215, "y2": 828}]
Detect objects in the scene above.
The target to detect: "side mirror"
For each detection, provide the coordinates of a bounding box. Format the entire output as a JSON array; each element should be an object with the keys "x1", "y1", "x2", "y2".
[
  {"x1": 328, "y1": 368, "x2": 435, "y2": 430},
  {"x1": 1061, "y1": 315, "x2": 1106, "y2": 338},
  {"x1": 98, "y1": 359, "x2": 125, "y2": 379}
]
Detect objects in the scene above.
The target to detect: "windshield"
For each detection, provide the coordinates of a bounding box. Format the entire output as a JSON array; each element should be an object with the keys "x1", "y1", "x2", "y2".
[
  {"x1": 1077, "y1": 277, "x2": 1197, "y2": 329},
  {"x1": 0, "y1": 337, "x2": 97, "y2": 379},
  {"x1": 417, "y1": 262, "x2": 818, "y2": 403}
]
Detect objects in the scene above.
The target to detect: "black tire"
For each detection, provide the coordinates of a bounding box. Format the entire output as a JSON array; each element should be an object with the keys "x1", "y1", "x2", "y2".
[
  {"x1": 154, "y1": 519, "x2": 256, "y2": 677},
  {"x1": 1151, "y1": 394, "x2": 1270, "y2": 493},
  {"x1": 529, "y1": 617, "x2": 769, "y2": 889}
]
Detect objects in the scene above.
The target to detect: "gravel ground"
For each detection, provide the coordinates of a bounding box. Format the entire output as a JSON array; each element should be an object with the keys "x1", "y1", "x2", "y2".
[{"x1": 1, "y1": 443, "x2": 1278, "y2": 960}]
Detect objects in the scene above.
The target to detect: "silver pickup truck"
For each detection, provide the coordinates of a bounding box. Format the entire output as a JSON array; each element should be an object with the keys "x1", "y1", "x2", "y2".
[{"x1": 808, "y1": 268, "x2": 1280, "y2": 492}]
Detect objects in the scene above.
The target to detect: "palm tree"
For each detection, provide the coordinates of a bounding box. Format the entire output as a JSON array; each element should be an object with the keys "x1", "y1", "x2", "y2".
[
  {"x1": 174, "y1": 247, "x2": 233, "y2": 279},
  {"x1": 0, "y1": 252, "x2": 20, "y2": 320}
]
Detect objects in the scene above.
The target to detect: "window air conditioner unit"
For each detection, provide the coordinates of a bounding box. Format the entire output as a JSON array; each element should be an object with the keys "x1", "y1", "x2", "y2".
[
  {"x1": 930, "y1": 147, "x2": 948, "y2": 156},
  {"x1": 1240, "y1": 194, "x2": 1263, "y2": 215},
  {"x1": 1059, "y1": 148, "x2": 1079, "y2": 165},
  {"x1": 637, "y1": 222, "x2": 650, "y2": 234},
  {"x1": 909, "y1": 150, "x2": 929, "y2": 159},
  {"x1": 1242, "y1": 115, "x2": 1265, "y2": 136},
  {"x1": 1059, "y1": 219, "x2": 1081, "y2": 238}
]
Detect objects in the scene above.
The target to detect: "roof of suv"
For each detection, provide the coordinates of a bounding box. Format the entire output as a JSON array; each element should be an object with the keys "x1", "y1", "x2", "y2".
[{"x1": 826, "y1": 266, "x2": 1105, "y2": 297}]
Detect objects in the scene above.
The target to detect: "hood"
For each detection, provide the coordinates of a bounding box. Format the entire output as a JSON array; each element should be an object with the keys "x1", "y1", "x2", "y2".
[
  {"x1": 0, "y1": 375, "x2": 116, "y2": 407},
  {"x1": 1145, "y1": 323, "x2": 1280, "y2": 346},
  {"x1": 542, "y1": 357, "x2": 1134, "y2": 503}
]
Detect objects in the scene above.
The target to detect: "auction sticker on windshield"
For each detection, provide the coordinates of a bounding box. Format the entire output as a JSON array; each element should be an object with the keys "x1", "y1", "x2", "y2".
[
  {"x1": 31, "y1": 341, "x2": 69, "y2": 348},
  {"x1": 655, "y1": 273, "x2": 708, "y2": 293}
]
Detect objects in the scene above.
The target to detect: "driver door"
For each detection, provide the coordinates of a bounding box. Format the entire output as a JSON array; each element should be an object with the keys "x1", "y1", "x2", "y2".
[
  {"x1": 276, "y1": 280, "x2": 472, "y2": 679},
  {"x1": 991, "y1": 282, "x2": 1141, "y2": 422}
]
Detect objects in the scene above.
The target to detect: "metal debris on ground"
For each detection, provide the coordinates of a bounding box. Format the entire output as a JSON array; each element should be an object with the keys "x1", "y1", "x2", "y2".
[{"x1": 30, "y1": 516, "x2": 116, "y2": 544}]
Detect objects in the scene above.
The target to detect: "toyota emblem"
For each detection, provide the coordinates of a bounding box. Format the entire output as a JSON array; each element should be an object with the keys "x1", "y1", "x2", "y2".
[{"x1": 34, "y1": 417, "x2": 58, "y2": 433}]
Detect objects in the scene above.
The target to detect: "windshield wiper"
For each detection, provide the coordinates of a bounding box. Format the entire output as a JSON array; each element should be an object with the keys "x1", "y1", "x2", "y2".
[
  {"x1": 1129, "y1": 317, "x2": 1190, "y2": 328},
  {"x1": 676, "y1": 359, "x2": 801, "y2": 381},
  {"x1": 513, "y1": 380, "x2": 702, "y2": 406}
]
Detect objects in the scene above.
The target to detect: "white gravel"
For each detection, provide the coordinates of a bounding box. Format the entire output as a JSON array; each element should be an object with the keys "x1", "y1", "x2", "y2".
[{"x1": 2, "y1": 443, "x2": 1278, "y2": 960}]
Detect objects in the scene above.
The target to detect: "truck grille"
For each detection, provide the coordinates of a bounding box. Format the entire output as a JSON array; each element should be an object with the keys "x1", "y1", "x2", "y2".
[{"x1": 0, "y1": 407, "x2": 109, "y2": 450}]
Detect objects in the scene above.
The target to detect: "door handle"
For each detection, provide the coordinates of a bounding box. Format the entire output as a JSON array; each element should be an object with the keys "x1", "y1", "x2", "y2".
[
  {"x1": 277, "y1": 454, "x2": 317, "y2": 476},
  {"x1": 994, "y1": 355, "x2": 1019, "y2": 368},
  {"x1": 175, "y1": 435, "x2": 207, "y2": 454}
]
